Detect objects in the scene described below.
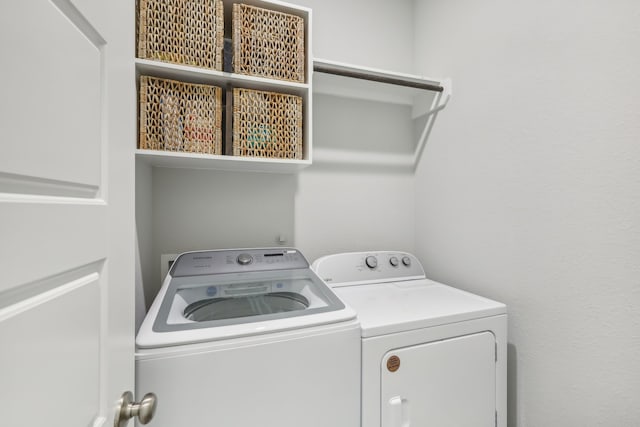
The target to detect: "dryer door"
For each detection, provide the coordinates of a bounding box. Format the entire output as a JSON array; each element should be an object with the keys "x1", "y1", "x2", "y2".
[{"x1": 381, "y1": 332, "x2": 496, "y2": 427}]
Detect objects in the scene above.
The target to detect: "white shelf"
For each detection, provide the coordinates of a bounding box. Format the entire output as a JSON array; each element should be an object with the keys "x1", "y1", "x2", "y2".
[
  {"x1": 136, "y1": 59, "x2": 309, "y2": 97},
  {"x1": 313, "y1": 58, "x2": 447, "y2": 107},
  {"x1": 136, "y1": 149, "x2": 311, "y2": 173},
  {"x1": 311, "y1": 58, "x2": 451, "y2": 170},
  {"x1": 134, "y1": 59, "x2": 313, "y2": 173},
  {"x1": 135, "y1": 0, "x2": 313, "y2": 174}
]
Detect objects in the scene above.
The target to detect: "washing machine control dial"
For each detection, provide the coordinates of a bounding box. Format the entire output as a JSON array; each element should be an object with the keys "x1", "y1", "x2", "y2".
[
  {"x1": 237, "y1": 253, "x2": 253, "y2": 265},
  {"x1": 365, "y1": 256, "x2": 378, "y2": 269},
  {"x1": 389, "y1": 256, "x2": 399, "y2": 267},
  {"x1": 402, "y1": 256, "x2": 411, "y2": 267}
]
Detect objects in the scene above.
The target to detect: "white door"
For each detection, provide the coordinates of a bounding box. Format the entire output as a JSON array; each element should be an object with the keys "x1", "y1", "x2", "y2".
[
  {"x1": 381, "y1": 332, "x2": 497, "y2": 427},
  {"x1": 0, "y1": 1, "x2": 135, "y2": 426}
]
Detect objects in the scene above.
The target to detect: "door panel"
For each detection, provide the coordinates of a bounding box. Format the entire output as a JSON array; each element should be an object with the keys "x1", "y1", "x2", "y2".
[
  {"x1": 0, "y1": 1, "x2": 134, "y2": 426},
  {"x1": 0, "y1": 273, "x2": 101, "y2": 425},
  {"x1": 382, "y1": 332, "x2": 496, "y2": 427},
  {"x1": 0, "y1": 0, "x2": 103, "y2": 186},
  {"x1": 1, "y1": 203, "x2": 106, "y2": 293}
]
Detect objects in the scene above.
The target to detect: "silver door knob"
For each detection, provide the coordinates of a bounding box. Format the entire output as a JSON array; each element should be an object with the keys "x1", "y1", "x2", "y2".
[{"x1": 114, "y1": 391, "x2": 157, "y2": 427}]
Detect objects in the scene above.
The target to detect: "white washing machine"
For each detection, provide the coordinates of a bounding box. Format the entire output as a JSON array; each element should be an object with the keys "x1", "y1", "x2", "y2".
[
  {"x1": 312, "y1": 251, "x2": 507, "y2": 427},
  {"x1": 136, "y1": 248, "x2": 360, "y2": 427}
]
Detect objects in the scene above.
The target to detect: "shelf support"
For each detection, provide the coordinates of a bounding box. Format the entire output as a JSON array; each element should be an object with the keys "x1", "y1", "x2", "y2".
[{"x1": 413, "y1": 78, "x2": 451, "y2": 170}]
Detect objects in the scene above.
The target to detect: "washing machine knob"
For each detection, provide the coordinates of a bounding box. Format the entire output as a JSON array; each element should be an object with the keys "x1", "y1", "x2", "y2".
[
  {"x1": 237, "y1": 253, "x2": 253, "y2": 265},
  {"x1": 365, "y1": 256, "x2": 378, "y2": 269},
  {"x1": 389, "y1": 256, "x2": 399, "y2": 267},
  {"x1": 402, "y1": 256, "x2": 411, "y2": 267}
]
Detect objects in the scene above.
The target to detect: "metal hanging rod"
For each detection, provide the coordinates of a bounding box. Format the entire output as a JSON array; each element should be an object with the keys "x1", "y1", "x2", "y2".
[{"x1": 313, "y1": 62, "x2": 444, "y2": 93}]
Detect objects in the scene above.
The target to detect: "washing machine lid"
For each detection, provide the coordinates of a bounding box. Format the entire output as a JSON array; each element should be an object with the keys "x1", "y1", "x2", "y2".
[
  {"x1": 333, "y1": 278, "x2": 506, "y2": 338},
  {"x1": 137, "y1": 248, "x2": 356, "y2": 348}
]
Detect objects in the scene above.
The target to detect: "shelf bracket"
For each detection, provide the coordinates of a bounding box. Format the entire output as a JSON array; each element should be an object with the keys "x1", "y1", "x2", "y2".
[{"x1": 412, "y1": 78, "x2": 452, "y2": 169}]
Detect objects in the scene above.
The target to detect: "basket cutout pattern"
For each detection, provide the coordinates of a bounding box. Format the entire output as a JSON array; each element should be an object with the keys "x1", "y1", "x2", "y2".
[
  {"x1": 139, "y1": 75, "x2": 222, "y2": 154},
  {"x1": 233, "y1": 4, "x2": 305, "y2": 83},
  {"x1": 233, "y1": 88, "x2": 303, "y2": 159},
  {"x1": 138, "y1": 0, "x2": 224, "y2": 70}
]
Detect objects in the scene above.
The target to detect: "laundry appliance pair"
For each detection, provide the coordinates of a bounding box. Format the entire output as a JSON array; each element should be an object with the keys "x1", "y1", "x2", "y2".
[{"x1": 136, "y1": 248, "x2": 506, "y2": 427}]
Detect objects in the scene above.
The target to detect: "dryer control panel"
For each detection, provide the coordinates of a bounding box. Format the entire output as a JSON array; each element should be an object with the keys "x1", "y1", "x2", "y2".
[{"x1": 312, "y1": 251, "x2": 426, "y2": 287}]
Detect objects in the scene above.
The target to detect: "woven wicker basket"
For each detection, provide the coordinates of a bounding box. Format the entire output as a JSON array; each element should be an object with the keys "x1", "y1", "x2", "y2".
[
  {"x1": 138, "y1": 0, "x2": 224, "y2": 70},
  {"x1": 233, "y1": 4, "x2": 305, "y2": 83},
  {"x1": 232, "y1": 88, "x2": 303, "y2": 159},
  {"x1": 139, "y1": 75, "x2": 222, "y2": 154}
]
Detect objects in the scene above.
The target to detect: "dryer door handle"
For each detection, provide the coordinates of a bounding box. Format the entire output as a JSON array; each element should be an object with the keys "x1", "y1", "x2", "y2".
[{"x1": 388, "y1": 396, "x2": 410, "y2": 427}]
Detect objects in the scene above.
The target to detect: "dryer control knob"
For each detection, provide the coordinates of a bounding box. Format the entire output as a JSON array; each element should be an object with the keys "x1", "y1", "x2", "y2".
[
  {"x1": 401, "y1": 256, "x2": 411, "y2": 267},
  {"x1": 365, "y1": 256, "x2": 378, "y2": 269},
  {"x1": 237, "y1": 253, "x2": 253, "y2": 265},
  {"x1": 389, "y1": 256, "x2": 399, "y2": 267}
]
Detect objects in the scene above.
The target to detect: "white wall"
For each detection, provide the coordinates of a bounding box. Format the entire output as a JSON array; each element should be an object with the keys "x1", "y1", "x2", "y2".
[
  {"x1": 135, "y1": 160, "x2": 154, "y2": 310},
  {"x1": 413, "y1": 1, "x2": 640, "y2": 425},
  {"x1": 295, "y1": 0, "x2": 415, "y2": 71},
  {"x1": 291, "y1": 0, "x2": 417, "y2": 262},
  {"x1": 147, "y1": 168, "x2": 297, "y2": 297},
  {"x1": 294, "y1": 93, "x2": 418, "y2": 262}
]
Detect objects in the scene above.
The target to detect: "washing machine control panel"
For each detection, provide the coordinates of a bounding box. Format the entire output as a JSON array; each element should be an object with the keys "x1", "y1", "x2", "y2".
[
  {"x1": 312, "y1": 251, "x2": 426, "y2": 287},
  {"x1": 170, "y1": 248, "x2": 309, "y2": 277}
]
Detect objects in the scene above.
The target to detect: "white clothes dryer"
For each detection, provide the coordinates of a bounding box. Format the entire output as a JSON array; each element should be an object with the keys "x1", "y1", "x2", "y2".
[
  {"x1": 136, "y1": 248, "x2": 360, "y2": 427},
  {"x1": 312, "y1": 251, "x2": 507, "y2": 427}
]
